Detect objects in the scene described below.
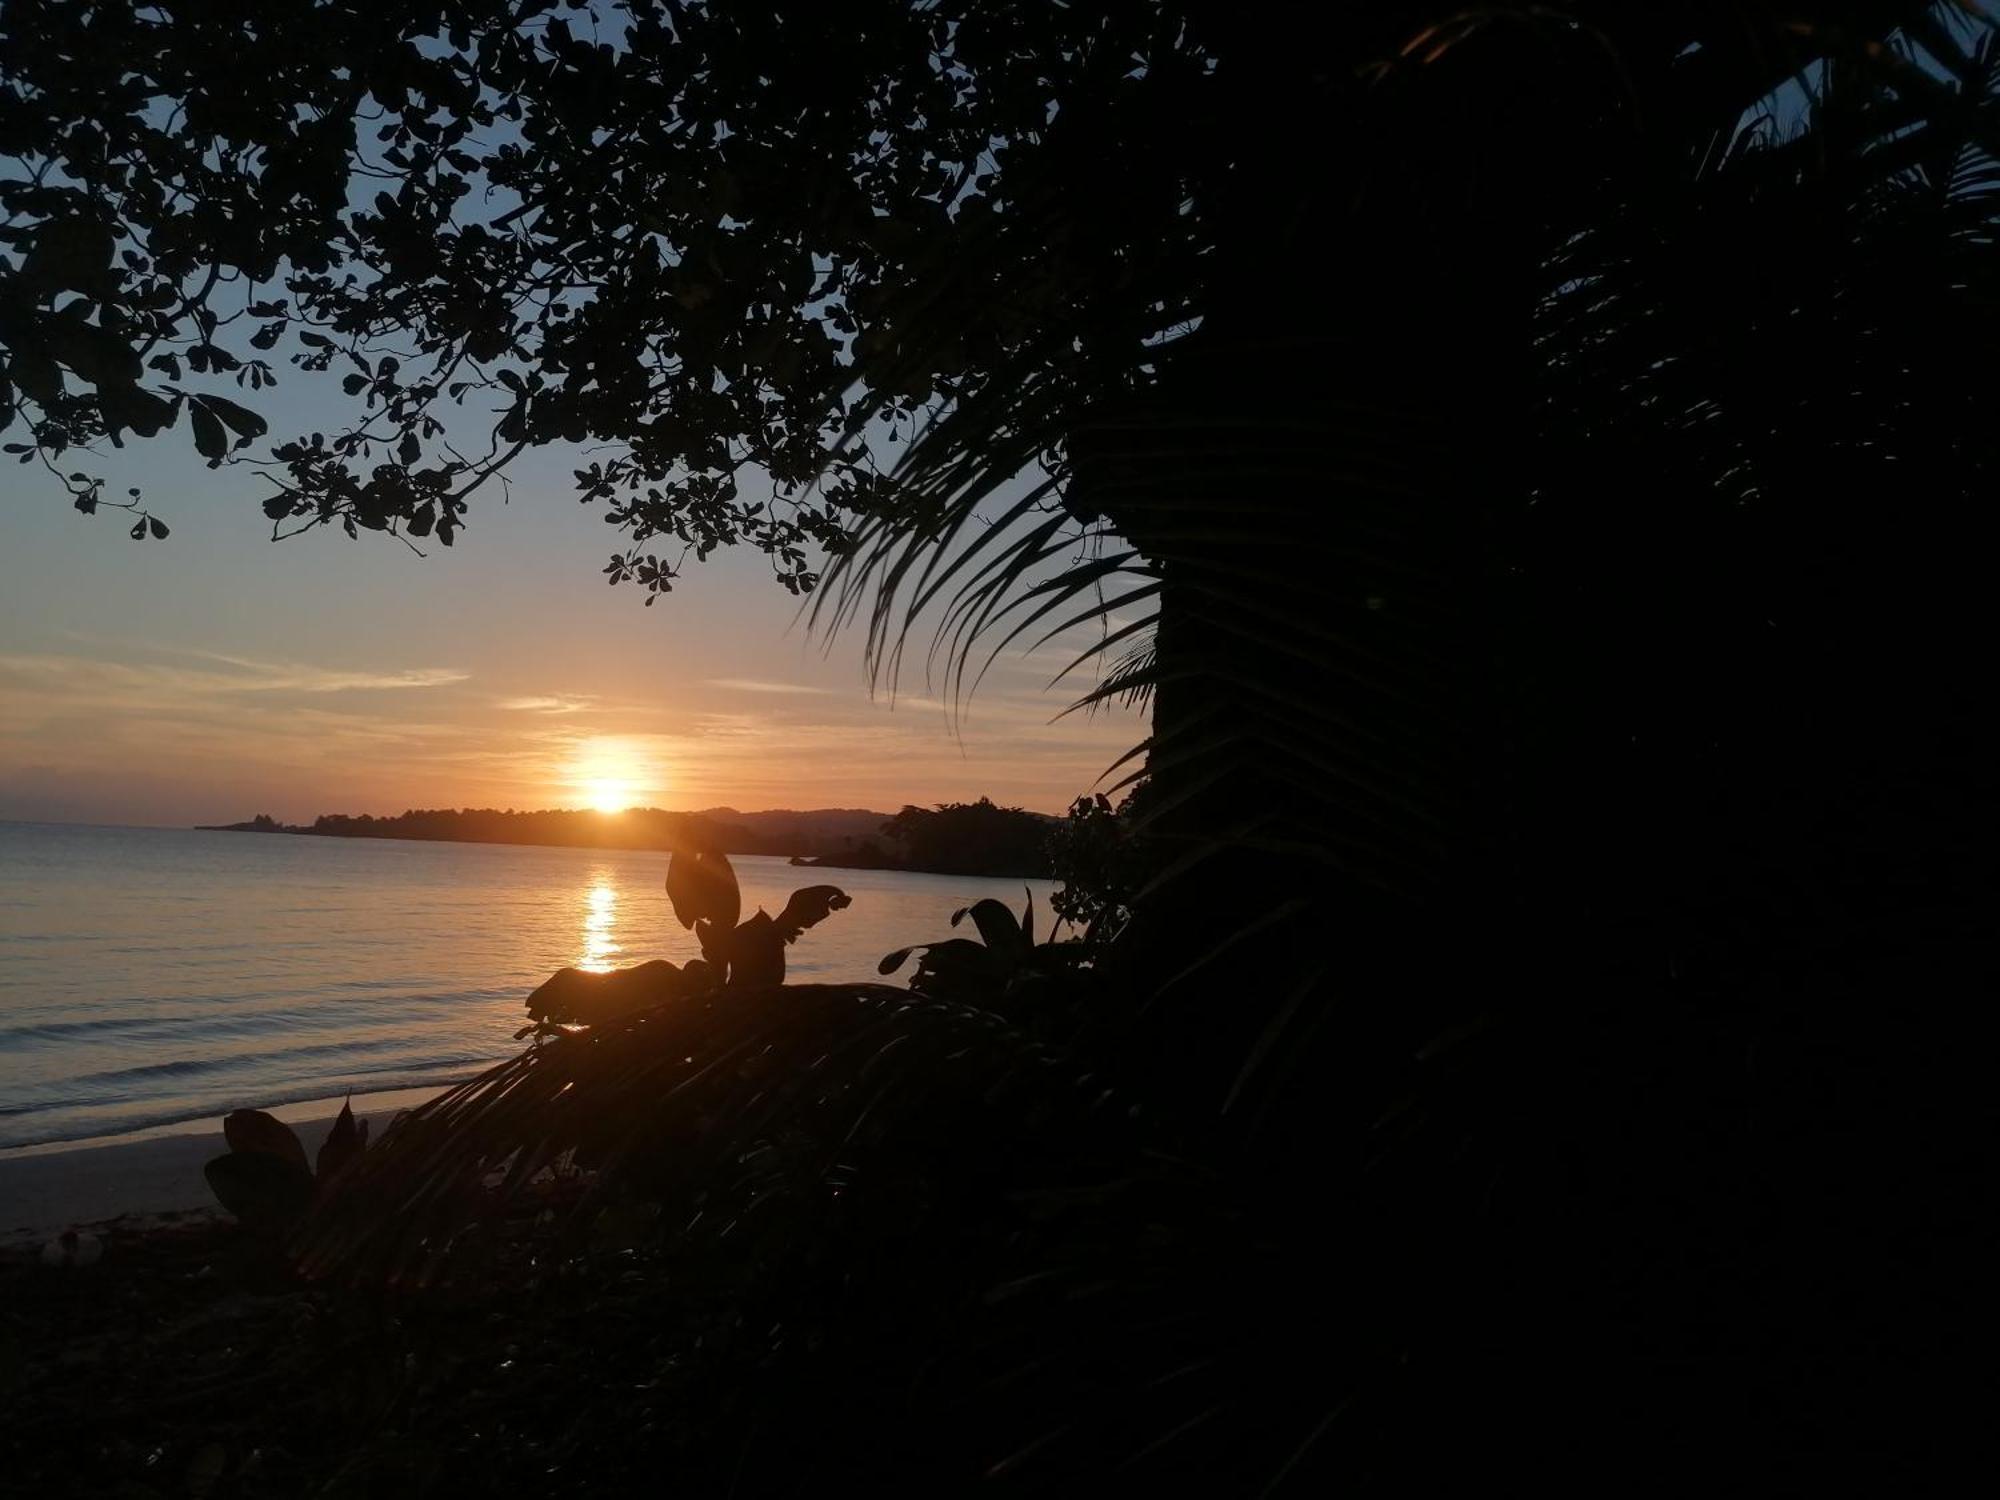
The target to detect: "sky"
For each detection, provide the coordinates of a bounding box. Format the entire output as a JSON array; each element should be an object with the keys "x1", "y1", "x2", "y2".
[{"x1": 0, "y1": 387, "x2": 1145, "y2": 826}]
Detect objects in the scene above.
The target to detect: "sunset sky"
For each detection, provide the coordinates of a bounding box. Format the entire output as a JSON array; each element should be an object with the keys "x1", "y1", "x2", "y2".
[{"x1": 1, "y1": 385, "x2": 1143, "y2": 826}]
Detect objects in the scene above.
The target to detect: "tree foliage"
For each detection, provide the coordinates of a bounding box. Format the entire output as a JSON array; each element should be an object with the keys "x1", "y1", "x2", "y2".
[
  {"x1": 877, "y1": 796, "x2": 1052, "y2": 876},
  {"x1": 1, "y1": 0, "x2": 1208, "y2": 590}
]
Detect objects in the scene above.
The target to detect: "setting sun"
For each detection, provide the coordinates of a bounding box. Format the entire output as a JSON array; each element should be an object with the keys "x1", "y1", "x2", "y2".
[
  {"x1": 566, "y1": 736, "x2": 662, "y2": 814},
  {"x1": 583, "y1": 777, "x2": 635, "y2": 814}
]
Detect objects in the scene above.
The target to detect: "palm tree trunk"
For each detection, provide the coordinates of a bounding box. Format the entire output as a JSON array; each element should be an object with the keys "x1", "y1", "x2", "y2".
[{"x1": 1081, "y1": 27, "x2": 1536, "y2": 1157}]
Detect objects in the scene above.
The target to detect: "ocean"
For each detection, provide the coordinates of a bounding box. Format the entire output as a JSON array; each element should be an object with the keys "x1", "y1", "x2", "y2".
[{"x1": 0, "y1": 821, "x2": 1055, "y2": 1150}]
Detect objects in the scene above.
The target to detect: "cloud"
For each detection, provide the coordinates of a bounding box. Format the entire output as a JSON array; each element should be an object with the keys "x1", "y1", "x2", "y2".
[
  {"x1": 173, "y1": 648, "x2": 468, "y2": 693},
  {"x1": 706, "y1": 678, "x2": 831, "y2": 696},
  {"x1": 496, "y1": 694, "x2": 595, "y2": 713},
  {"x1": 6, "y1": 647, "x2": 466, "y2": 696},
  {"x1": 0, "y1": 655, "x2": 458, "y2": 701}
]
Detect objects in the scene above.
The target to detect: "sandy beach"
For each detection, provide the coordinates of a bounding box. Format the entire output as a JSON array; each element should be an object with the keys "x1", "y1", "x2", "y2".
[{"x1": 0, "y1": 1091, "x2": 435, "y2": 1239}]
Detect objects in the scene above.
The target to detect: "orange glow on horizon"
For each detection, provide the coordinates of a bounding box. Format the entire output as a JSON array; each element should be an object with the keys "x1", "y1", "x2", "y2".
[
  {"x1": 567, "y1": 736, "x2": 658, "y2": 814},
  {"x1": 583, "y1": 776, "x2": 636, "y2": 814}
]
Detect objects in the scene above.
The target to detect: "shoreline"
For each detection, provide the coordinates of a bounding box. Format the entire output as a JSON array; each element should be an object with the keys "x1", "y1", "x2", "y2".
[
  {"x1": 0, "y1": 1081, "x2": 458, "y2": 1160},
  {"x1": 0, "y1": 1084, "x2": 445, "y2": 1239}
]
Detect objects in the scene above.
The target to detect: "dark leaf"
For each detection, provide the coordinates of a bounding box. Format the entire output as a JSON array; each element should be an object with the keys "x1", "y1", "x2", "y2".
[
  {"x1": 694, "y1": 916, "x2": 730, "y2": 969},
  {"x1": 315, "y1": 1097, "x2": 369, "y2": 1183},
  {"x1": 10, "y1": 351, "x2": 61, "y2": 406},
  {"x1": 99, "y1": 383, "x2": 175, "y2": 439},
  {"x1": 204, "y1": 1150, "x2": 314, "y2": 1230},
  {"x1": 21, "y1": 219, "x2": 113, "y2": 287},
  {"x1": 954, "y1": 898, "x2": 1027, "y2": 955},
  {"x1": 666, "y1": 848, "x2": 740, "y2": 932},
  {"x1": 774, "y1": 885, "x2": 851, "y2": 942},
  {"x1": 724, "y1": 911, "x2": 786, "y2": 989},
  {"x1": 47, "y1": 317, "x2": 141, "y2": 388},
  {"x1": 189, "y1": 402, "x2": 228, "y2": 462},
  {"x1": 223, "y1": 1108, "x2": 310, "y2": 1173},
  {"x1": 201, "y1": 393, "x2": 267, "y2": 440}
]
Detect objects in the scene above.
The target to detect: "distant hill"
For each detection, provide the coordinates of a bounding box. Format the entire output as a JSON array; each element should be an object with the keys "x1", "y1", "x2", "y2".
[
  {"x1": 197, "y1": 806, "x2": 894, "y2": 859},
  {"x1": 689, "y1": 807, "x2": 895, "y2": 850},
  {"x1": 789, "y1": 799, "x2": 1060, "y2": 878},
  {"x1": 198, "y1": 800, "x2": 1061, "y2": 876}
]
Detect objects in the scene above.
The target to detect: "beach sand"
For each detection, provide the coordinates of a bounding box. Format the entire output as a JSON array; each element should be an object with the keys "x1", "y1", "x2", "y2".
[{"x1": 0, "y1": 1090, "x2": 438, "y2": 1239}]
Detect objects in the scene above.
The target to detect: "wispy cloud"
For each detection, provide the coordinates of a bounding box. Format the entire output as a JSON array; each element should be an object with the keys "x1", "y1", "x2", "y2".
[
  {"x1": 706, "y1": 678, "x2": 831, "y2": 696},
  {"x1": 20, "y1": 642, "x2": 467, "y2": 695},
  {"x1": 175, "y1": 648, "x2": 468, "y2": 692},
  {"x1": 0, "y1": 652, "x2": 467, "y2": 697},
  {"x1": 496, "y1": 694, "x2": 595, "y2": 713}
]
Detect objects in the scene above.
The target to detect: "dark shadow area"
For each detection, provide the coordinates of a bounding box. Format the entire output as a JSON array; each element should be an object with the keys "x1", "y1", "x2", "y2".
[{"x1": 5, "y1": 2, "x2": 1998, "y2": 1493}]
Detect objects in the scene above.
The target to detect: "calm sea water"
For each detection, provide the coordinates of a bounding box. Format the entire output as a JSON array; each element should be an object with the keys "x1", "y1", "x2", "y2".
[{"x1": 0, "y1": 822, "x2": 1054, "y2": 1150}]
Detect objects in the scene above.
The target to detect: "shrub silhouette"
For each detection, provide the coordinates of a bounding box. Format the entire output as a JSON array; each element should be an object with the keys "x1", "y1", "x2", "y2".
[
  {"x1": 517, "y1": 847, "x2": 849, "y2": 1038},
  {"x1": 203, "y1": 1099, "x2": 368, "y2": 1233}
]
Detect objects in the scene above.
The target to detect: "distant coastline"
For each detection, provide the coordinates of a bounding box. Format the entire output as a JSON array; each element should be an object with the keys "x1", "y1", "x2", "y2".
[
  {"x1": 198, "y1": 799, "x2": 1061, "y2": 878},
  {"x1": 196, "y1": 806, "x2": 891, "y2": 860}
]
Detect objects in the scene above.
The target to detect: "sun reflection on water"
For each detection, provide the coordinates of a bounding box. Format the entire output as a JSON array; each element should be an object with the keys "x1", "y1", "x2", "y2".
[{"x1": 578, "y1": 880, "x2": 621, "y2": 971}]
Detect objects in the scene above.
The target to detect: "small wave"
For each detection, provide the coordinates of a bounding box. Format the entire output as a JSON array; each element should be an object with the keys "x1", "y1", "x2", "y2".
[
  {"x1": 0, "y1": 985, "x2": 525, "y2": 1043},
  {"x1": 0, "y1": 1012, "x2": 215, "y2": 1042},
  {"x1": 32, "y1": 1033, "x2": 464, "y2": 1097},
  {"x1": 0, "y1": 1065, "x2": 499, "y2": 1150}
]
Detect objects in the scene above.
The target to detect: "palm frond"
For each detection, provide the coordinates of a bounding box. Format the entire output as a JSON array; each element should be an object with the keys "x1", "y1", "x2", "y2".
[{"x1": 298, "y1": 982, "x2": 1114, "y2": 1287}]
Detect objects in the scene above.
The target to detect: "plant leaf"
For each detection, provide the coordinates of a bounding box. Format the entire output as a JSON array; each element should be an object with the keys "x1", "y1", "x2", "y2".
[
  {"x1": 222, "y1": 1108, "x2": 309, "y2": 1174},
  {"x1": 666, "y1": 847, "x2": 740, "y2": 931},
  {"x1": 194, "y1": 392, "x2": 266, "y2": 440},
  {"x1": 955, "y1": 898, "x2": 1027, "y2": 955},
  {"x1": 774, "y1": 884, "x2": 851, "y2": 941},
  {"x1": 724, "y1": 910, "x2": 784, "y2": 989},
  {"x1": 315, "y1": 1097, "x2": 369, "y2": 1183},
  {"x1": 204, "y1": 1150, "x2": 314, "y2": 1229},
  {"x1": 188, "y1": 400, "x2": 227, "y2": 462}
]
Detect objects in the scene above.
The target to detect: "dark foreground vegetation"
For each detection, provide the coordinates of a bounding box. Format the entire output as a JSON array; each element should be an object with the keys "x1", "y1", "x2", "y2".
[{"x1": 8, "y1": 0, "x2": 1999, "y2": 1492}]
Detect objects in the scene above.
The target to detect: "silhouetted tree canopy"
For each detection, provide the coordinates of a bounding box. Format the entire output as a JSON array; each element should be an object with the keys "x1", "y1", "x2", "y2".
[
  {"x1": 1, "y1": 0, "x2": 1217, "y2": 584},
  {"x1": 880, "y1": 797, "x2": 1053, "y2": 876},
  {"x1": 8, "y1": 2, "x2": 1956, "y2": 590}
]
